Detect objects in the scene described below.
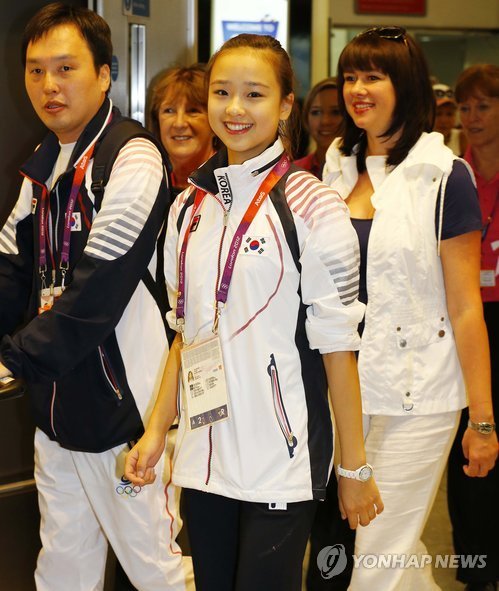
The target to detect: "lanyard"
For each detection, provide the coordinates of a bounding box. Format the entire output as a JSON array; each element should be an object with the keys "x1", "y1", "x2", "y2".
[
  {"x1": 38, "y1": 143, "x2": 95, "y2": 287},
  {"x1": 176, "y1": 153, "x2": 290, "y2": 333},
  {"x1": 38, "y1": 184, "x2": 51, "y2": 288},
  {"x1": 482, "y1": 191, "x2": 498, "y2": 242}
]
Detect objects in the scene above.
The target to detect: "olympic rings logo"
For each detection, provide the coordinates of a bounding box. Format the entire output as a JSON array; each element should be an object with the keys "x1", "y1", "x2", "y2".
[{"x1": 115, "y1": 476, "x2": 142, "y2": 497}]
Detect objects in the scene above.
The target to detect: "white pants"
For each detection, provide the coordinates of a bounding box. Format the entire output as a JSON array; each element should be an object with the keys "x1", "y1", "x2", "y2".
[
  {"x1": 348, "y1": 411, "x2": 460, "y2": 591},
  {"x1": 34, "y1": 428, "x2": 187, "y2": 591}
]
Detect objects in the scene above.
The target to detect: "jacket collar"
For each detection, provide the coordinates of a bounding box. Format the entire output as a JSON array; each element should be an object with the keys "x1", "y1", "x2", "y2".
[
  {"x1": 189, "y1": 138, "x2": 285, "y2": 195},
  {"x1": 402, "y1": 132, "x2": 454, "y2": 171},
  {"x1": 20, "y1": 97, "x2": 115, "y2": 185},
  {"x1": 325, "y1": 132, "x2": 455, "y2": 198}
]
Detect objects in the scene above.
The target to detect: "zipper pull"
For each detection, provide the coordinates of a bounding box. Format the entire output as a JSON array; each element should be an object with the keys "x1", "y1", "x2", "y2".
[{"x1": 223, "y1": 210, "x2": 229, "y2": 227}]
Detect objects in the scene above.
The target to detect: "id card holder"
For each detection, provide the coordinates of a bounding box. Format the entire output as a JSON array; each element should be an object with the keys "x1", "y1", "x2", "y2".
[
  {"x1": 180, "y1": 334, "x2": 229, "y2": 431},
  {"x1": 39, "y1": 288, "x2": 54, "y2": 314},
  {"x1": 480, "y1": 269, "x2": 496, "y2": 288},
  {"x1": 38, "y1": 286, "x2": 64, "y2": 314}
]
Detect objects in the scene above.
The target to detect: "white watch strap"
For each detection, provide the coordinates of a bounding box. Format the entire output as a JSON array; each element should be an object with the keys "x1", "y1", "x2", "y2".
[{"x1": 337, "y1": 465, "x2": 357, "y2": 479}]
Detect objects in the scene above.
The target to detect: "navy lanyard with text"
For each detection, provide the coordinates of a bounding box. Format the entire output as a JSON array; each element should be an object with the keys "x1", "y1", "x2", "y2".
[
  {"x1": 38, "y1": 144, "x2": 95, "y2": 290},
  {"x1": 176, "y1": 154, "x2": 290, "y2": 336}
]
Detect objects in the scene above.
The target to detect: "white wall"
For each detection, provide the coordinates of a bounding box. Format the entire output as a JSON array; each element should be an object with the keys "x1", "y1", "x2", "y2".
[
  {"x1": 312, "y1": 0, "x2": 499, "y2": 84},
  {"x1": 329, "y1": 0, "x2": 499, "y2": 29},
  {"x1": 100, "y1": 0, "x2": 197, "y2": 119}
]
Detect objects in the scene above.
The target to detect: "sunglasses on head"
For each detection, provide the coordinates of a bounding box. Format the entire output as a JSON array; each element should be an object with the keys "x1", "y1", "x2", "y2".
[
  {"x1": 360, "y1": 26, "x2": 407, "y2": 43},
  {"x1": 434, "y1": 88, "x2": 454, "y2": 99}
]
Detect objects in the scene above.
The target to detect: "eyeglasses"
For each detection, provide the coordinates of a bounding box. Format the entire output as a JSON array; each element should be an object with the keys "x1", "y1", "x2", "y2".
[
  {"x1": 434, "y1": 88, "x2": 454, "y2": 99},
  {"x1": 360, "y1": 26, "x2": 407, "y2": 43}
]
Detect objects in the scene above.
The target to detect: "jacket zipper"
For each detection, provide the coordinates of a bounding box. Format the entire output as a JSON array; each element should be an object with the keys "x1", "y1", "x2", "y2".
[
  {"x1": 50, "y1": 382, "x2": 58, "y2": 437},
  {"x1": 267, "y1": 353, "x2": 297, "y2": 458},
  {"x1": 204, "y1": 195, "x2": 229, "y2": 484},
  {"x1": 205, "y1": 426, "x2": 214, "y2": 485},
  {"x1": 98, "y1": 345, "x2": 123, "y2": 402}
]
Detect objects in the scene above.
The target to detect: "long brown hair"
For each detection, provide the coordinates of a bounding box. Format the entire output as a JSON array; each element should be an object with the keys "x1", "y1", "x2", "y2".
[{"x1": 338, "y1": 27, "x2": 434, "y2": 171}]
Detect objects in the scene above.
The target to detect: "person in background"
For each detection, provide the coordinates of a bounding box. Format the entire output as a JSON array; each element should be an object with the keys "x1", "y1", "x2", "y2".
[
  {"x1": 324, "y1": 27, "x2": 497, "y2": 590},
  {"x1": 302, "y1": 79, "x2": 355, "y2": 591},
  {"x1": 147, "y1": 64, "x2": 217, "y2": 197},
  {"x1": 433, "y1": 82, "x2": 466, "y2": 156},
  {"x1": 125, "y1": 33, "x2": 383, "y2": 591},
  {"x1": 295, "y1": 77, "x2": 342, "y2": 179},
  {"x1": 447, "y1": 63, "x2": 499, "y2": 591},
  {"x1": 0, "y1": 4, "x2": 185, "y2": 590}
]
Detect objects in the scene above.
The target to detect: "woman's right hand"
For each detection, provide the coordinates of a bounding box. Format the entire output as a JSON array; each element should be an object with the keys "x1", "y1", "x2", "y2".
[
  {"x1": 338, "y1": 476, "x2": 384, "y2": 529},
  {"x1": 124, "y1": 429, "x2": 166, "y2": 486}
]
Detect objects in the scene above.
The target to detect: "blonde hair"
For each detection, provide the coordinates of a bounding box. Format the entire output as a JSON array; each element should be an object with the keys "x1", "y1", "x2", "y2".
[{"x1": 147, "y1": 64, "x2": 208, "y2": 140}]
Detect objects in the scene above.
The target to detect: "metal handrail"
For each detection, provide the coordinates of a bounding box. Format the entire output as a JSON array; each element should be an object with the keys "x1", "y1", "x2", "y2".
[
  {"x1": 0, "y1": 377, "x2": 27, "y2": 402},
  {"x1": 0, "y1": 478, "x2": 36, "y2": 497}
]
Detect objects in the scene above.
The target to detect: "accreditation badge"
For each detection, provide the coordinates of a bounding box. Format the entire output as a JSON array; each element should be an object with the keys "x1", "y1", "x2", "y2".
[
  {"x1": 480, "y1": 269, "x2": 496, "y2": 287},
  {"x1": 38, "y1": 288, "x2": 54, "y2": 314},
  {"x1": 38, "y1": 286, "x2": 64, "y2": 314},
  {"x1": 180, "y1": 335, "x2": 229, "y2": 431}
]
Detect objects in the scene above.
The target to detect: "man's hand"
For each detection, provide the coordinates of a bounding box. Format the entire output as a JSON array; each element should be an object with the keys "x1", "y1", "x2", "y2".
[{"x1": 338, "y1": 476, "x2": 384, "y2": 529}]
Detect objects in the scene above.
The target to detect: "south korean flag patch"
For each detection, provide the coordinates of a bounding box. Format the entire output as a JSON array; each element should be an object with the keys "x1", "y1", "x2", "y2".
[
  {"x1": 241, "y1": 235, "x2": 268, "y2": 256},
  {"x1": 70, "y1": 212, "x2": 82, "y2": 232}
]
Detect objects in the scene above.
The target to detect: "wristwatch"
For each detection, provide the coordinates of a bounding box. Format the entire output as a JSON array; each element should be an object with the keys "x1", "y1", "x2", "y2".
[
  {"x1": 468, "y1": 419, "x2": 496, "y2": 435},
  {"x1": 337, "y1": 463, "x2": 374, "y2": 482}
]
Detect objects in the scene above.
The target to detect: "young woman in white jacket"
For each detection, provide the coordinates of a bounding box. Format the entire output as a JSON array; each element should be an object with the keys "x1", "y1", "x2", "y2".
[
  {"x1": 323, "y1": 27, "x2": 498, "y2": 591},
  {"x1": 125, "y1": 34, "x2": 383, "y2": 591}
]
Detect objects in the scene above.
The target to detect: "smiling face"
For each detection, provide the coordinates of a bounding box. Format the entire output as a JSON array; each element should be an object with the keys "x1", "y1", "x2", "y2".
[
  {"x1": 307, "y1": 87, "x2": 342, "y2": 151},
  {"x1": 458, "y1": 93, "x2": 499, "y2": 150},
  {"x1": 158, "y1": 93, "x2": 214, "y2": 172},
  {"x1": 208, "y1": 48, "x2": 293, "y2": 165},
  {"x1": 342, "y1": 68, "x2": 397, "y2": 152},
  {"x1": 25, "y1": 24, "x2": 110, "y2": 144}
]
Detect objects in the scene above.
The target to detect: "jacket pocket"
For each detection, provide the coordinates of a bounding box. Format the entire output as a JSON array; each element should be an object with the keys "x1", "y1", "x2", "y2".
[
  {"x1": 98, "y1": 345, "x2": 123, "y2": 404},
  {"x1": 267, "y1": 353, "x2": 297, "y2": 458},
  {"x1": 393, "y1": 315, "x2": 450, "y2": 350}
]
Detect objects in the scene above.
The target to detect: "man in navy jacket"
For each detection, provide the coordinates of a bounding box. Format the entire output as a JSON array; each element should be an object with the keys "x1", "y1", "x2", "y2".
[{"x1": 0, "y1": 4, "x2": 185, "y2": 590}]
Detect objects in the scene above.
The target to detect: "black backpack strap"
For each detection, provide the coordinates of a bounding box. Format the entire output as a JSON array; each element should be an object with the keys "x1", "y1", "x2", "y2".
[
  {"x1": 90, "y1": 118, "x2": 173, "y2": 339},
  {"x1": 144, "y1": 221, "x2": 176, "y2": 344},
  {"x1": 91, "y1": 119, "x2": 154, "y2": 212},
  {"x1": 176, "y1": 188, "x2": 196, "y2": 234},
  {"x1": 269, "y1": 167, "x2": 301, "y2": 274}
]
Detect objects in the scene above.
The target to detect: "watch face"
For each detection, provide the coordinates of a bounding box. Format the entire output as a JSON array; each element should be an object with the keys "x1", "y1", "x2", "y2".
[
  {"x1": 478, "y1": 424, "x2": 494, "y2": 434},
  {"x1": 359, "y1": 465, "x2": 373, "y2": 481}
]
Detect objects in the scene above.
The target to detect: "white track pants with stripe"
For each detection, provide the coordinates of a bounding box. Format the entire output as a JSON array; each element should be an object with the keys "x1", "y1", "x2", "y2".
[{"x1": 34, "y1": 428, "x2": 187, "y2": 591}]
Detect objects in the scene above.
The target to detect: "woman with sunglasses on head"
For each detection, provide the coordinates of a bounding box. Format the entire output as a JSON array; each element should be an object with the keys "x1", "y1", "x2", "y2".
[
  {"x1": 295, "y1": 78, "x2": 343, "y2": 179},
  {"x1": 324, "y1": 28, "x2": 498, "y2": 590},
  {"x1": 447, "y1": 64, "x2": 499, "y2": 591}
]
